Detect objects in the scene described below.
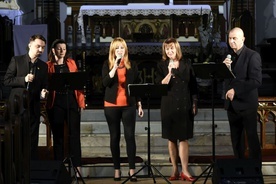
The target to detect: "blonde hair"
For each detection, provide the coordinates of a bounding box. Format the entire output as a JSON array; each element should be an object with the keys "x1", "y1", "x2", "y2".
[
  {"x1": 108, "y1": 37, "x2": 131, "y2": 70},
  {"x1": 161, "y1": 38, "x2": 182, "y2": 61}
]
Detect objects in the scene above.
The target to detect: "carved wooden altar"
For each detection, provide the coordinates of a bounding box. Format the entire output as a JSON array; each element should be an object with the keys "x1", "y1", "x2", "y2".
[
  {"x1": 0, "y1": 0, "x2": 20, "y2": 10},
  {"x1": 0, "y1": 0, "x2": 22, "y2": 25},
  {"x1": 257, "y1": 97, "x2": 276, "y2": 156},
  {"x1": 66, "y1": 4, "x2": 229, "y2": 108},
  {"x1": 76, "y1": 4, "x2": 212, "y2": 44}
]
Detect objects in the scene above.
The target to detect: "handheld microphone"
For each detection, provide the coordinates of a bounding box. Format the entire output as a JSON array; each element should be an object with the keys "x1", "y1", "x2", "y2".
[
  {"x1": 26, "y1": 67, "x2": 33, "y2": 90},
  {"x1": 226, "y1": 54, "x2": 232, "y2": 71},
  {"x1": 226, "y1": 54, "x2": 231, "y2": 60},
  {"x1": 116, "y1": 55, "x2": 122, "y2": 65},
  {"x1": 169, "y1": 59, "x2": 175, "y2": 77},
  {"x1": 26, "y1": 60, "x2": 37, "y2": 90}
]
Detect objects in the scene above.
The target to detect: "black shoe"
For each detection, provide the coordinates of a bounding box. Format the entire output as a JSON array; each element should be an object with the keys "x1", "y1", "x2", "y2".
[
  {"x1": 128, "y1": 171, "x2": 138, "y2": 182},
  {"x1": 130, "y1": 177, "x2": 137, "y2": 182},
  {"x1": 114, "y1": 170, "x2": 121, "y2": 181},
  {"x1": 113, "y1": 177, "x2": 121, "y2": 181}
]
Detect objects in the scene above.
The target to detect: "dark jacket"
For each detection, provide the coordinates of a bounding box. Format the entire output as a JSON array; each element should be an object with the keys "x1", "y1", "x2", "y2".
[
  {"x1": 4, "y1": 54, "x2": 48, "y2": 114},
  {"x1": 102, "y1": 60, "x2": 140, "y2": 107},
  {"x1": 155, "y1": 58, "x2": 198, "y2": 99},
  {"x1": 224, "y1": 46, "x2": 262, "y2": 111}
]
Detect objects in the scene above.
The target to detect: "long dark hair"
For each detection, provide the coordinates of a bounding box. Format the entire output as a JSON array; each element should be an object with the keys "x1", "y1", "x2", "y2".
[{"x1": 48, "y1": 39, "x2": 69, "y2": 63}]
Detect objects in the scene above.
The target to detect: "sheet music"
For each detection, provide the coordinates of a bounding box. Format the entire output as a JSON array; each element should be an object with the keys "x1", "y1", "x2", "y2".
[
  {"x1": 127, "y1": 83, "x2": 154, "y2": 95},
  {"x1": 192, "y1": 63, "x2": 236, "y2": 79},
  {"x1": 128, "y1": 83, "x2": 168, "y2": 97}
]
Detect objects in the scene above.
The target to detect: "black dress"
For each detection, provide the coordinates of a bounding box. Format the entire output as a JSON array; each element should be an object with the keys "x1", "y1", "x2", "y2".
[{"x1": 155, "y1": 58, "x2": 198, "y2": 140}]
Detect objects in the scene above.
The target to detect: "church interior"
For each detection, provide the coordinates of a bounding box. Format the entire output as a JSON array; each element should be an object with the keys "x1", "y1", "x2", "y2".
[{"x1": 0, "y1": 0, "x2": 276, "y2": 183}]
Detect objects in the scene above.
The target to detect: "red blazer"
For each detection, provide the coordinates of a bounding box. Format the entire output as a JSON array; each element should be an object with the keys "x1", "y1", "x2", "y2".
[{"x1": 46, "y1": 58, "x2": 85, "y2": 109}]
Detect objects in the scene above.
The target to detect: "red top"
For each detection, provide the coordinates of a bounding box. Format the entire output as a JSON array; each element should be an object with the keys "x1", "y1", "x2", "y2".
[{"x1": 104, "y1": 60, "x2": 127, "y2": 107}]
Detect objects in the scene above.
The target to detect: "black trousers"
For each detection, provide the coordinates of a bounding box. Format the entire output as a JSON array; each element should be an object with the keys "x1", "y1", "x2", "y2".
[
  {"x1": 29, "y1": 99, "x2": 41, "y2": 160},
  {"x1": 48, "y1": 94, "x2": 81, "y2": 166},
  {"x1": 104, "y1": 106, "x2": 137, "y2": 169},
  {"x1": 227, "y1": 107, "x2": 261, "y2": 160}
]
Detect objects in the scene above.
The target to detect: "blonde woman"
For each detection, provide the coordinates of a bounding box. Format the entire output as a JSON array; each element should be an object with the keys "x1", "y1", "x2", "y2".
[{"x1": 102, "y1": 37, "x2": 144, "y2": 182}]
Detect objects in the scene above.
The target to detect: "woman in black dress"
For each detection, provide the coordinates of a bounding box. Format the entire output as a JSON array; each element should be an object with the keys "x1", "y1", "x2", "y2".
[
  {"x1": 46, "y1": 39, "x2": 85, "y2": 176},
  {"x1": 155, "y1": 38, "x2": 198, "y2": 182}
]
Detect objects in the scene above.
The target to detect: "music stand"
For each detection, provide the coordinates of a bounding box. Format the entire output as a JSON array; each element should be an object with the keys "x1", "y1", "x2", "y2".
[
  {"x1": 122, "y1": 83, "x2": 170, "y2": 184},
  {"x1": 49, "y1": 72, "x2": 87, "y2": 184},
  {"x1": 191, "y1": 63, "x2": 235, "y2": 184}
]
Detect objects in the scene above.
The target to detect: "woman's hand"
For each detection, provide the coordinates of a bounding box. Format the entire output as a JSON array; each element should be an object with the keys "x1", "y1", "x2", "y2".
[
  {"x1": 138, "y1": 107, "x2": 144, "y2": 117},
  {"x1": 192, "y1": 95, "x2": 198, "y2": 116},
  {"x1": 109, "y1": 61, "x2": 119, "y2": 78},
  {"x1": 137, "y1": 103, "x2": 144, "y2": 117},
  {"x1": 168, "y1": 61, "x2": 174, "y2": 75},
  {"x1": 192, "y1": 101, "x2": 198, "y2": 116}
]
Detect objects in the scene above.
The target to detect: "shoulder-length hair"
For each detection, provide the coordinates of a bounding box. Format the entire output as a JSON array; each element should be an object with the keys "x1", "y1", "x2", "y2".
[
  {"x1": 48, "y1": 39, "x2": 69, "y2": 63},
  {"x1": 161, "y1": 38, "x2": 182, "y2": 61},
  {"x1": 108, "y1": 37, "x2": 131, "y2": 70}
]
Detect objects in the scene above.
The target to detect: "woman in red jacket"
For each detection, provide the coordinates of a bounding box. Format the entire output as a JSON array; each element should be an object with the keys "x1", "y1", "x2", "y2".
[{"x1": 46, "y1": 39, "x2": 85, "y2": 176}]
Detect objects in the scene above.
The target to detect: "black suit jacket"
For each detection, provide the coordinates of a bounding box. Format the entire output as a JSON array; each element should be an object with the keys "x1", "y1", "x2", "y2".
[
  {"x1": 4, "y1": 54, "x2": 48, "y2": 115},
  {"x1": 224, "y1": 46, "x2": 262, "y2": 111}
]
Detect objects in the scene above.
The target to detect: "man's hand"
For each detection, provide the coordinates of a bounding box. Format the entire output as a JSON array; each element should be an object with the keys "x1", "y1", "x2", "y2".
[
  {"x1": 25, "y1": 73, "x2": 34, "y2": 82},
  {"x1": 225, "y1": 88, "x2": 235, "y2": 101},
  {"x1": 223, "y1": 57, "x2": 232, "y2": 70},
  {"x1": 40, "y1": 89, "x2": 48, "y2": 99}
]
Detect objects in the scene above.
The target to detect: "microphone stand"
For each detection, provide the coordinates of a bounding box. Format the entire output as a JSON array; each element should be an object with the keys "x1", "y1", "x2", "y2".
[
  {"x1": 122, "y1": 84, "x2": 170, "y2": 184},
  {"x1": 48, "y1": 72, "x2": 87, "y2": 184},
  {"x1": 191, "y1": 63, "x2": 235, "y2": 184}
]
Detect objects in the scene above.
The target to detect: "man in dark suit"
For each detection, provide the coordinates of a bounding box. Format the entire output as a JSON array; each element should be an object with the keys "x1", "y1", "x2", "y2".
[
  {"x1": 4, "y1": 34, "x2": 48, "y2": 159},
  {"x1": 223, "y1": 27, "x2": 262, "y2": 160}
]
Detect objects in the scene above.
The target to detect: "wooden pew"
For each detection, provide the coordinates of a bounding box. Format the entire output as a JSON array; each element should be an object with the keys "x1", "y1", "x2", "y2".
[
  {"x1": 12, "y1": 95, "x2": 23, "y2": 183},
  {"x1": 21, "y1": 90, "x2": 30, "y2": 183},
  {"x1": 3, "y1": 99, "x2": 16, "y2": 184},
  {"x1": 0, "y1": 100, "x2": 6, "y2": 184},
  {"x1": 0, "y1": 93, "x2": 29, "y2": 184}
]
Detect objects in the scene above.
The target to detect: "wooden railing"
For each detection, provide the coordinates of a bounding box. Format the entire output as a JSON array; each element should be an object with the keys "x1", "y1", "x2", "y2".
[
  {"x1": 257, "y1": 97, "x2": 276, "y2": 156},
  {"x1": 39, "y1": 100, "x2": 53, "y2": 160}
]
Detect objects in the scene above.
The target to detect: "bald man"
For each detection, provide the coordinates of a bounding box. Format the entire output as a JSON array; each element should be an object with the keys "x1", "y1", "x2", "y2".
[{"x1": 223, "y1": 27, "x2": 262, "y2": 161}]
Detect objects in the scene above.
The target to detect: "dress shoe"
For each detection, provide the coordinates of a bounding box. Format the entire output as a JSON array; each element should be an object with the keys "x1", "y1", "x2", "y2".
[
  {"x1": 180, "y1": 172, "x2": 195, "y2": 182},
  {"x1": 113, "y1": 177, "x2": 121, "y2": 181},
  {"x1": 114, "y1": 170, "x2": 121, "y2": 181},
  {"x1": 128, "y1": 171, "x2": 138, "y2": 182},
  {"x1": 168, "y1": 174, "x2": 179, "y2": 181}
]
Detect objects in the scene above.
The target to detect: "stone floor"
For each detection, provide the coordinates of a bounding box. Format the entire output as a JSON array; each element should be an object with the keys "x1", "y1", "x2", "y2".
[
  {"x1": 38, "y1": 108, "x2": 276, "y2": 180},
  {"x1": 81, "y1": 176, "x2": 276, "y2": 184}
]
